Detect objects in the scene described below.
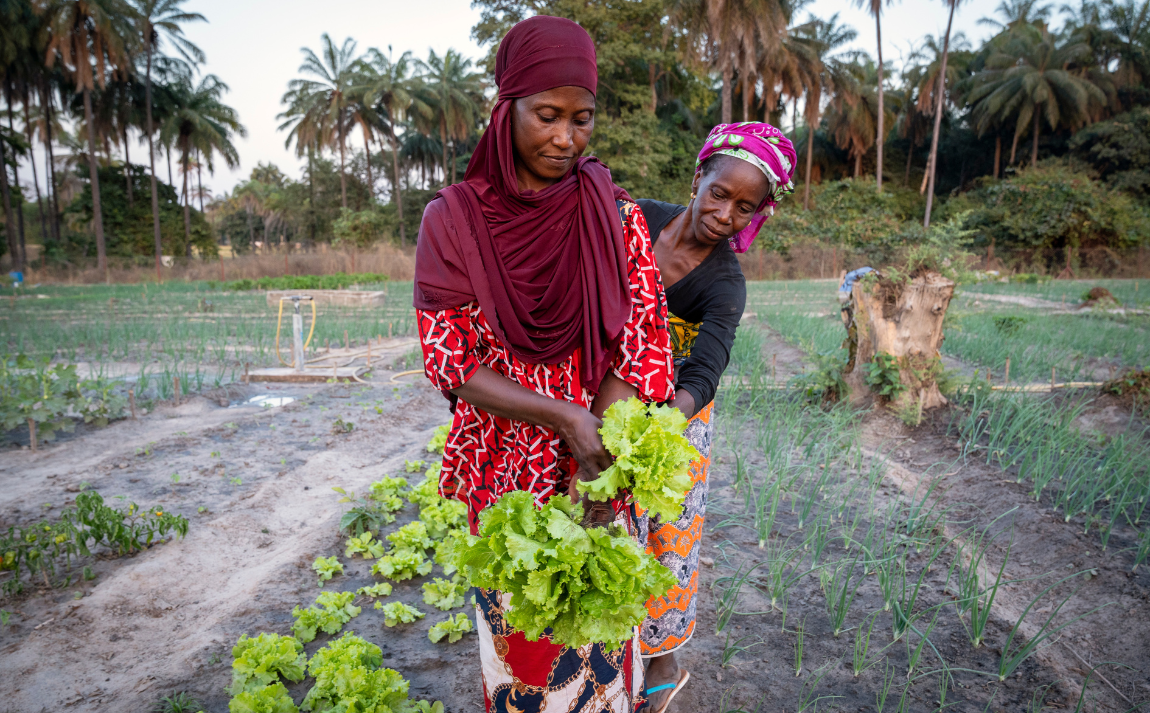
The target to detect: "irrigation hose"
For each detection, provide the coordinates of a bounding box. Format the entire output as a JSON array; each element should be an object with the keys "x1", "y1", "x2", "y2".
[
  {"x1": 390, "y1": 369, "x2": 424, "y2": 383},
  {"x1": 275, "y1": 298, "x2": 317, "y2": 368}
]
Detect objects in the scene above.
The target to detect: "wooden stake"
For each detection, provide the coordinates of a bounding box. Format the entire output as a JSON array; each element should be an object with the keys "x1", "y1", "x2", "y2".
[
  {"x1": 344, "y1": 330, "x2": 349, "y2": 350},
  {"x1": 243, "y1": 362, "x2": 250, "y2": 384},
  {"x1": 388, "y1": 322, "x2": 393, "y2": 338},
  {"x1": 28, "y1": 419, "x2": 37, "y2": 452},
  {"x1": 1051, "y1": 367, "x2": 1056, "y2": 391},
  {"x1": 1004, "y1": 357, "x2": 1010, "y2": 386},
  {"x1": 173, "y1": 376, "x2": 181, "y2": 405},
  {"x1": 129, "y1": 388, "x2": 138, "y2": 419},
  {"x1": 771, "y1": 354, "x2": 777, "y2": 383}
]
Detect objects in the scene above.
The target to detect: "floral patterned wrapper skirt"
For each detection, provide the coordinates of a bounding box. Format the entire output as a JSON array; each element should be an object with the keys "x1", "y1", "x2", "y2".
[{"x1": 638, "y1": 400, "x2": 713, "y2": 657}]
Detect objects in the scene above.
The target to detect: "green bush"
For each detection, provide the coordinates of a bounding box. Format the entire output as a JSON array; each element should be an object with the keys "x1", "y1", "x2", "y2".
[
  {"x1": 0, "y1": 355, "x2": 129, "y2": 444},
  {"x1": 212, "y1": 273, "x2": 391, "y2": 291},
  {"x1": 1069, "y1": 107, "x2": 1150, "y2": 199},
  {"x1": 944, "y1": 164, "x2": 1150, "y2": 268}
]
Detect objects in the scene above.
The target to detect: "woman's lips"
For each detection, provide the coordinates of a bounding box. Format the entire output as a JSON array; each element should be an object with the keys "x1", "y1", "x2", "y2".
[
  {"x1": 543, "y1": 155, "x2": 572, "y2": 167},
  {"x1": 702, "y1": 221, "x2": 727, "y2": 240}
]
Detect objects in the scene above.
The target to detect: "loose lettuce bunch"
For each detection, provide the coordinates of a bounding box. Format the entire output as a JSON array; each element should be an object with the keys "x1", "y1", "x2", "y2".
[
  {"x1": 428, "y1": 612, "x2": 472, "y2": 643},
  {"x1": 421, "y1": 576, "x2": 466, "y2": 610},
  {"x1": 452, "y1": 490, "x2": 676, "y2": 651},
  {"x1": 368, "y1": 476, "x2": 410, "y2": 513},
  {"x1": 419, "y1": 499, "x2": 467, "y2": 540},
  {"x1": 312, "y1": 556, "x2": 344, "y2": 587},
  {"x1": 386, "y1": 521, "x2": 434, "y2": 552},
  {"x1": 376, "y1": 601, "x2": 425, "y2": 627},
  {"x1": 229, "y1": 682, "x2": 299, "y2": 713},
  {"x1": 577, "y1": 398, "x2": 698, "y2": 521},
  {"x1": 357, "y1": 582, "x2": 393, "y2": 599},
  {"x1": 426, "y1": 424, "x2": 450, "y2": 454},
  {"x1": 230, "y1": 633, "x2": 307, "y2": 696},
  {"x1": 291, "y1": 591, "x2": 361, "y2": 643},
  {"x1": 433, "y1": 529, "x2": 468, "y2": 576},
  {"x1": 345, "y1": 531, "x2": 385, "y2": 560},
  {"x1": 371, "y1": 549, "x2": 433, "y2": 582},
  {"x1": 300, "y1": 632, "x2": 442, "y2": 713},
  {"x1": 407, "y1": 466, "x2": 442, "y2": 508}
]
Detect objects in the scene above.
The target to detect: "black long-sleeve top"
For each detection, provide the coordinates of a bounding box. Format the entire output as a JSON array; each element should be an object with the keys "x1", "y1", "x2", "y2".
[{"x1": 637, "y1": 199, "x2": 747, "y2": 408}]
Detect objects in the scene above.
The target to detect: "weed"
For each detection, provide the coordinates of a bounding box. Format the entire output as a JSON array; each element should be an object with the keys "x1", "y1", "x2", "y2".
[
  {"x1": 331, "y1": 417, "x2": 354, "y2": 434},
  {"x1": 152, "y1": 692, "x2": 203, "y2": 713},
  {"x1": 865, "y1": 352, "x2": 906, "y2": 401}
]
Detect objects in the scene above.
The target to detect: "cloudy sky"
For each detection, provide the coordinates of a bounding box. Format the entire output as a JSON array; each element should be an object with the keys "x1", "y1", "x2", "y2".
[{"x1": 23, "y1": 0, "x2": 1018, "y2": 199}]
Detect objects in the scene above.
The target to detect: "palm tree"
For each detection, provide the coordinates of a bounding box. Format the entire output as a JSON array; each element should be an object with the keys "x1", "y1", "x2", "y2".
[
  {"x1": 160, "y1": 73, "x2": 244, "y2": 255},
  {"x1": 41, "y1": 0, "x2": 135, "y2": 277},
  {"x1": 284, "y1": 34, "x2": 360, "y2": 209},
  {"x1": 965, "y1": 23, "x2": 1105, "y2": 170},
  {"x1": 417, "y1": 48, "x2": 483, "y2": 187},
  {"x1": 913, "y1": 32, "x2": 972, "y2": 190},
  {"x1": 853, "y1": 0, "x2": 899, "y2": 191},
  {"x1": 756, "y1": 15, "x2": 821, "y2": 124},
  {"x1": 130, "y1": 0, "x2": 204, "y2": 279},
  {"x1": 676, "y1": 0, "x2": 787, "y2": 123},
  {"x1": 361, "y1": 47, "x2": 416, "y2": 245},
  {"x1": 796, "y1": 13, "x2": 859, "y2": 209},
  {"x1": 825, "y1": 59, "x2": 894, "y2": 178},
  {"x1": 922, "y1": 0, "x2": 963, "y2": 228}
]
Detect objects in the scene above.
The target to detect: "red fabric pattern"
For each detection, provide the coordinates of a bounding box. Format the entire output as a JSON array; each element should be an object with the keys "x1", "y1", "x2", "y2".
[{"x1": 418, "y1": 202, "x2": 673, "y2": 532}]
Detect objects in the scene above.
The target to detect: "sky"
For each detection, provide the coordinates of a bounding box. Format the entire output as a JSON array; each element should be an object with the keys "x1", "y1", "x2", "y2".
[{"x1": 20, "y1": 0, "x2": 1017, "y2": 200}]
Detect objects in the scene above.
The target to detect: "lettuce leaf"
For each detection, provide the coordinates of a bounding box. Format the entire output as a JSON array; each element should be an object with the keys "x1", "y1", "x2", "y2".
[
  {"x1": 576, "y1": 397, "x2": 699, "y2": 521},
  {"x1": 421, "y1": 576, "x2": 466, "y2": 610},
  {"x1": 290, "y1": 591, "x2": 361, "y2": 643},
  {"x1": 345, "y1": 531, "x2": 385, "y2": 560},
  {"x1": 376, "y1": 601, "x2": 425, "y2": 627},
  {"x1": 356, "y1": 582, "x2": 393, "y2": 599},
  {"x1": 230, "y1": 633, "x2": 306, "y2": 696},
  {"x1": 426, "y1": 424, "x2": 450, "y2": 454},
  {"x1": 428, "y1": 612, "x2": 472, "y2": 643},
  {"x1": 229, "y1": 682, "x2": 299, "y2": 713},
  {"x1": 386, "y1": 521, "x2": 434, "y2": 552},
  {"x1": 418, "y1": 498, "x2": 467, "y2": 540},
  {"x1": 312, "y1": 556, "x2": 344, "y2": 587}
]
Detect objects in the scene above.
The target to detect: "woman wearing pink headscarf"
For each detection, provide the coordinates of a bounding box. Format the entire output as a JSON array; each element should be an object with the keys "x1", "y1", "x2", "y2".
[{"x1": 635, "y1": 122, "x2": 797, "y2": 710}]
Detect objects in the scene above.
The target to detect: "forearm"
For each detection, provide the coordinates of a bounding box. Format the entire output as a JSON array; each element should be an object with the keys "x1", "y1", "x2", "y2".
[
  {"x1": 669, "y1": 388, "x2": 698, "y2": 420},
  {"x1": 450, "y1": 365, "x2": 576, "y2": 433},
  {"x1": 590, "y1": 372, "x2": 640, "y2": 419}
]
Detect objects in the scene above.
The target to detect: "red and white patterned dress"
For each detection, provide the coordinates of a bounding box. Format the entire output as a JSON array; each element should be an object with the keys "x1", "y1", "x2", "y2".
[{"x1": 417, "y1": 201, "x2": 674, "y2": 712}]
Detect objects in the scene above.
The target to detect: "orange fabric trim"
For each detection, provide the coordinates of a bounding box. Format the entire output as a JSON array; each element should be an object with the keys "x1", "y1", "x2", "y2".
[
  {"x1": 646, "y1": 514, "x2": 705, "y2": 558},
  {"x1": 644, "y1": 570, "x2": 698, "y2": 618},
  {"x1": 639, "y1": 619, "x2": 696, "y2": 656}
]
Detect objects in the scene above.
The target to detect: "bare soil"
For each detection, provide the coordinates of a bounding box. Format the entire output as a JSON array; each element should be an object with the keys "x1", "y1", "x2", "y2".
[{"x1": 2, "y1": 351, "x2": 1148, "y2": 712}]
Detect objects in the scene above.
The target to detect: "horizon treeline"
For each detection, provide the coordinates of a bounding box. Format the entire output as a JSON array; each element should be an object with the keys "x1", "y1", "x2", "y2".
[{"x1": 3, "y1": 0, "x2": 1149, "y2": 277}]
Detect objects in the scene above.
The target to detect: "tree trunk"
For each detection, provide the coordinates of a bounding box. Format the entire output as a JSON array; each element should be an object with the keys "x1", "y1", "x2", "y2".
[
  {"x1": 196, "y1": 157, "x2": 204, "y2": 212},
  {"x1": 742, "y1": 75, "x2": 753, "y2": 123},
  {"x1": 307, "y1": 145, "x2": 316, "y2": 244},
  {"x1": 83, "y1": 87, "x2": 108, "y2": 277},
  {"x1": 182, "y1": 145, "x2": 192, "y2": 258},
  {"x1": 922, "y1": 0, "x2": 956, "y2": 229},
  {"x1": 993, "y1": 134, "x2": 1001, "y2": 178},
  {"x1": 389, "y1": 134, "x2": 406, "y2": 246},
  {"x1": 450, "y1": 141, "x2": 456, "y2": 185},
  {"x1": 649, "y1": 62, "x2": 659, "y2": 113},
  {"x1": 1009, "y1": 129, "x2": 1019, "y2": 165},
  {"x1": 854, "y1": 152, "x2": 862, "y2": 178},
  {"x1": 440, "y1": 117, "x2": 449, "y2": 188},
  {"x1": 338, "y1": 125, "x2": 348, "y2": 208},
  {"x1": 919, "y1": 152, "x2": 931, "y2": 194},
  {"x1": 0, "y1": 128, "x2": 19, "y2": 271},
  {"x1": 24, "y1": 96, "x2": 48, "y2": 248},
  {"x1": 122, "y1": 125, "x2": 133, "y2": 207},
  {"x1": 361, "y1": 123, "x2": 373, "y2": 202},
  {"x1": 7, "y1": 90, "x2": 26, "y2": 266},
  {"x1": 721, "y1": 59, "x2": 733, "y2": 124},
  {"x1": 42, "y1": 80, "x2": 61, "y2": 242},
  {"x1": 875, "y1": 12, "x2": 885, "y2": 192},
  {"x1": 803, "y1": 122, "x2": 815, "y2": 211},
  {"x1": 1030, "y1": 112, "x2": 1040, "y2": 167},
  {"x1": 843, "y1": 271, "x2": 956, "y2": 410},
  {"x1": 905, "y1": 139, "x2": 914, "y2": 185},
  {"x1": 145, "y1": 47, "x2": 163, "y2": 281},
  {"x1": 167, "y1": 146, "x2": 174, "y2": 190}
]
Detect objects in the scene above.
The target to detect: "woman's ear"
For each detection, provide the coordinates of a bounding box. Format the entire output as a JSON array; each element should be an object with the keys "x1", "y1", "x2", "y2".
[{"x1": 690, "y1": 170, "x2": 702, "y2": 197}]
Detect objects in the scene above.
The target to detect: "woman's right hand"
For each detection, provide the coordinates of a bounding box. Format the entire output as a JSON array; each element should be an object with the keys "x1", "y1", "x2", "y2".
[{"x1": 555, "y1": 403, "x2": 614, "y2": 490}]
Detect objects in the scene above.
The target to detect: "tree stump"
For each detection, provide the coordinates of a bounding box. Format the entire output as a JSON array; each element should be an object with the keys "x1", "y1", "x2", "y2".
[{"x1": 843, "y1": 270, "x2": 955, "y2": 411}]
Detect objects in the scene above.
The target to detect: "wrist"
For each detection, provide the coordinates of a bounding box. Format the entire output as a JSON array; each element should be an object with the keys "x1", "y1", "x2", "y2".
[{"x1": 545, "y1": 399, "x2": 579, "y2": 438}]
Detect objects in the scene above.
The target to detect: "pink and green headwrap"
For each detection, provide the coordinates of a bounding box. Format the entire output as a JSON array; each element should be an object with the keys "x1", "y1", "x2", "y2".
[{"x1": 696, "y1": 122, "x2": 797, "y2": 252}]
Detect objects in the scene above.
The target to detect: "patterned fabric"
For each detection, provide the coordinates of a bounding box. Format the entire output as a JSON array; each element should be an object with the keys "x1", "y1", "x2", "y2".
[
  {"x1": 417, "y1": 200, "x2": 675, "y2": 533},
  {"x1": 474, "y1": 504, "x2": 647, "y2": 712},
  {"x1": 696, "y1": 122, "x2": 798, "y2": 253},
  {"x1": 667, "y1": 315, "x2": 700, "y2": 363},
  {"x1": 638, "y1": 401, "x2": 713, "y2": 656}
]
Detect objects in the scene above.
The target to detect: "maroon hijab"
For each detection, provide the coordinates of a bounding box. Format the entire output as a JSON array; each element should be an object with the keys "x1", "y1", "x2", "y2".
[{"x1": 413, "y1": 16, "x2": 632, "y2": 393}]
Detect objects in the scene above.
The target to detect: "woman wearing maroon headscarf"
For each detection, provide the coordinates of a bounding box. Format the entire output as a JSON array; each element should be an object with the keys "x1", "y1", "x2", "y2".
[{"x1": 413, "y1": 15, "x2": 674, "y2": 712}]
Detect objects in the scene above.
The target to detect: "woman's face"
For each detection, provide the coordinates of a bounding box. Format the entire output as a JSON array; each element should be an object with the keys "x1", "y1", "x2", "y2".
[
  {"x1": 689, "y1": 156, "x2": 772, "y2": 246},
  {"x1": 511, "y1": 86, "x2": 596, "y2": 192}
]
